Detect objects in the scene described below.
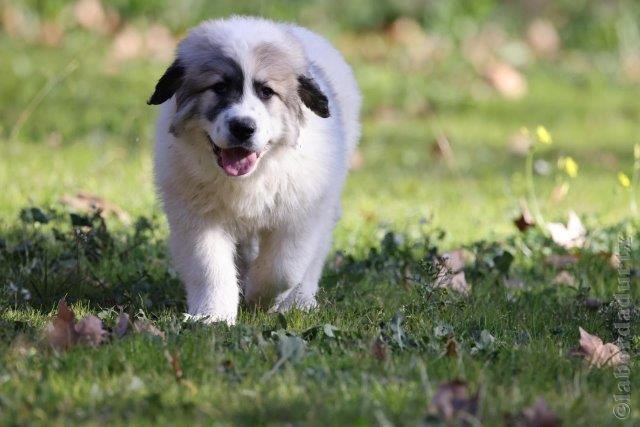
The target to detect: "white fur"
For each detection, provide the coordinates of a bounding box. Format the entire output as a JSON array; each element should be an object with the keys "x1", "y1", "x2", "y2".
[{"x1": 153, "y1": 17, "x2": 361, "y2": 324}]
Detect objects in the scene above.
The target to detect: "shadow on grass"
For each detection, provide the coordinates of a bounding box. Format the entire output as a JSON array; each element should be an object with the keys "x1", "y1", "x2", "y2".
[
  {"x1": 1, "y1": 205, "x2": 637, "y2": 334},
  {"x1": 0, "y1": 208, "x2": 185, "y2": 314},
  {"x1": 0, "y1": 206, "x2": 450, "y2": 317}
]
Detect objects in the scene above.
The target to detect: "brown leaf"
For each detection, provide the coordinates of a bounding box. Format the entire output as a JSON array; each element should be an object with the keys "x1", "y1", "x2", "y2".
[
  {"x1": 445, "y1": 339, "x2": 459, "y2": 357},
  {"x1": 549, "y1": 183, "x2": 569, "y2": 204},
  {"x1": 441, "y1": 250, "x2": 466, "y2": 272},
  {"x1": 386, "y1": 17, "x2": 447, "y2": 68},
  {"x1": 514, "y1": 201, "x2": 535, "y2": 232},
  {"x1": 553, "y1": 270, "x2": 576, "y2": 288},
  {"x1": 73, "y1": 0, "x2": 118, "y2": 34},
  {"x1": 371, "y1": 336, "x2": 387, "y2": 361},
  {"x1": 336, "y1": 32, "x2": 392, "y2": 63},
  {"x1": 109, "y1": 24, "x2": 176, "y2": 64},
  {"x1": 609, "y1": 253, "x2": 621, "y2": 269},
  {"x1": 519, "y1": 398, "x2": 560, "y2": 427},
  {"x1": 622, "y1": 52, "x2": 640, "y2": 83},
  {"x1": 61, "y1": 192, "x2": 130, "y2": 223},
  {"x1": 526, "y1": 19, "x2": 560, "y2": 59},
  {"x1": 165, "y1": 350, "x2": 183, "y2": 381},
  {"x1": 2, "y1": 5, "x2": 32, "y2": 39},
  {"x1": 133, "y1": 318, "x2": 165, "y2": 339},
  {"x1": 485, "y1": 62, "x2": 528, "y2": 99},
  {"x1": 569, "y1": 327, "x2": 624, "y2": 368},
  {"x1": 431, "y1": 134, "x2": 455, "y2": 167},
  {"x1": 544, "y1": 254, "x2": 579, "y2": 269},
  {"x1": 429, "y1": 380, "x2": 479, "y2": 423},
  {"x1": 75, "y1": 315, "x2": 106, "y2": 346},
  {"x1": 434, "y1": 250, "x2": 470, "y2": 295},
  {"x1": 46, "y1": 299, "x2": 79, "y2": 351},
  {"x1": 74, "y1": 0, "x2": 103, "y2": 30},
  {"x1": 114, "y1": 312, "x2": 130, "y2": 338},
  {"x1": 462, "y1": 24, "x2": 507, "y2": 69},
  {"x1": 109, "y1": 25, "x2": 144, "y2": 61},
  {"x1": 38, "y1": 21, "x2": 64, "y2": 46},
  {"x1": 145, "y1": 24, "x2": 176, "y2": 62}
]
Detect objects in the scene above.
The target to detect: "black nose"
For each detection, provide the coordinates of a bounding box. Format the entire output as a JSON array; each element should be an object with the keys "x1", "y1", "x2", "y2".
[{"x1": 228, "y1": 117, "x2": 256, "y2": 141}]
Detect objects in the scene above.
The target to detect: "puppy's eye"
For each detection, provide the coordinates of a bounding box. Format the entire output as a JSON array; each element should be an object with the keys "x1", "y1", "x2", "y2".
[
  {"x1": 210, "y1": 82, "x2": 229, "y2": 96},
  {"x1": 258, "y1": 85, "x2": 275, "y2": 100}
]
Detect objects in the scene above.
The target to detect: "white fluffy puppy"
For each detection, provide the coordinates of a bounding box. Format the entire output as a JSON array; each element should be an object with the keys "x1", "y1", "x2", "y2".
[{"x1": 149, "y1": 16, "x2": 361, "y2": 324}]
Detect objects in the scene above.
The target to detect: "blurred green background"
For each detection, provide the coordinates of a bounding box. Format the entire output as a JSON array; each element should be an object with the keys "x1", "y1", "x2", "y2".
[{"x1": 1, "y1": 0, "x2": 639, "y2": 246}]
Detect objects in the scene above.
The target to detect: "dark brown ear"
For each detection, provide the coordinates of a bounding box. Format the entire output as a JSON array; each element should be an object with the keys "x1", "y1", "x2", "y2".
[
  {"x1": 297, "y1": 75, "x2": 330, "y2": 118},
  {"x1": 147, "y1": 60, "x2": 185, "y2": 105}
]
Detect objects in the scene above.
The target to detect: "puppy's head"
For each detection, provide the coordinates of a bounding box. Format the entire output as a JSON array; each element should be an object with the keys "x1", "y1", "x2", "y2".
[{"x1": 148, "y1": 19, "x2": 330, "y2": 178}]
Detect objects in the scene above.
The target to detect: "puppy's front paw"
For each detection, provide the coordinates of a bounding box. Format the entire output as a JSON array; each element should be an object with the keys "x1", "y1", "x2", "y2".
[
  {"x1": 185, "y1": 309, "x2": 236, "y2": 325},
  {"x1": 271, "y1": 287, "x2": 317, "y2": 313}
]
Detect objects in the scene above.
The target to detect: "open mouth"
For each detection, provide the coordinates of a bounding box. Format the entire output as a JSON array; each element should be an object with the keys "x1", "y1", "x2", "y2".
[{"x1": 206, "y1": 134, "x2": 260, "y2": 177}]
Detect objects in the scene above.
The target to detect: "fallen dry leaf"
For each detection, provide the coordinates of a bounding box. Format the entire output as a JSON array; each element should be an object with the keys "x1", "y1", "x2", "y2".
[
  {"x1": 73, "y1": 0, "x2": 118, "y2": 34},
  {"x1": 440, "y1": 250, "x2": 466, "y2": 272},
  {"x1": 462, "y1": 23, "x2": 507, "y2": 69},
  {"x1": 109, "y1": 25, "x2": 144, "y2": 61},
  {"x1": 1, "y1": 4, "x2": 35, "y2": 40},
  {"x1": 485, "y1": 62, "x2": 528, "y2": 99},
  {"x1": 513, "y1": 397, "x2": 561, "y2": 427},
  {"x1": 114, "y1": 312, "x2": 130, "y2": 338},
  {"x1": 609, "y1": 253, "x2": 621, "y2": 269},
  {"x1": 553, "y1": 270, "x2": 577, "y2": 287},
  {"x1": 371, "y1": 336, "x2": 387, "y2": 361},
  {"x1": 547, "y1": 211, "x2": 586, "y2": 249},
  {"x1": 526, "y1": 19, "x2": 560, "y2": 59},
  {"x1": 431, "y1": 134, "x2": 455, "y2": 167},
  {"x1": 109, "y1": 24, "x2": 176, "y2": 63},
  {"x1": 514, "y1": 200, "x2": 535, "y2": 232},
  {"x1": 549, "y1": 183, "x2": 569, "y2": 204},
  {"x1": 133, "y1": 318, "x2": 165, "y2": 339},
  {"x1": 336, "y1": 32, "x2": 391, "y2": 63},
  {"x1": 46, "y1": 299, "x2": 79, "y2": 351},
  {"x1": 61, "y1": 192, "x2": 131, "y2": 223},
  {"x1": 45, "y1": 299, "x2": 107, "y2": 351},
  {"x1": 621, "y1": 51, "x2": 640, "y2": 83},
  {"x1": 429, "y1": 380, "x2": 479, "y2": 424},
  {"x1": 569, "y1": 327, "x2": 624, "y2": 368},
  {"x1": 38, "y1": 21, "x2": 64, "y2": 46},
  {"x1": 165, "y1": 349, "x2": 183, "y2": 381},
  {"x1": 75, "y1": 315, "x2": 107, "y2": 346},
  {"x1": 386, "y1": 17, "x2": 448, "y2": 68},
  {"x1": 445, "y1": 338, "x2": 459, "y2": 357},
  {"x1": 145, "y1": 24, "x2": 176, "y2": 62},
  {"x1": 74, "y1": 0, "x2": 104, "y2": 30},
  {"x1": 434, "y1": 250, "x2": 470, "y2": 295}
]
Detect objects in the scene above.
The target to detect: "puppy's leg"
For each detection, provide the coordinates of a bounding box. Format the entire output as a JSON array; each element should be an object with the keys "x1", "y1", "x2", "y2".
[
  {"x1": 245, "y1": 204, "x2": 338, "y2": 311},
  {"x1": 170, "y1": 224, "x2": 239, "y2": 324}
]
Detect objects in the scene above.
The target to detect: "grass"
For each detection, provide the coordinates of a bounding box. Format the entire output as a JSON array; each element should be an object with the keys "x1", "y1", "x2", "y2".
[{"x1": 1, "y1": 3, "x2": 640, "y2": 425}]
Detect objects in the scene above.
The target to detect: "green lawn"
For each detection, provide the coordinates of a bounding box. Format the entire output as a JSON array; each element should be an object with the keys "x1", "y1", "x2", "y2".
[{"x1": 1, "y1": 7, "x2": 639, "y2": 426}]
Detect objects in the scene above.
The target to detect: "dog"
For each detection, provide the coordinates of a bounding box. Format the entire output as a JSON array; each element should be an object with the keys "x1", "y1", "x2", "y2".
[{"x1": 148, "y1": 16, "x2": 361, "y2": 324}]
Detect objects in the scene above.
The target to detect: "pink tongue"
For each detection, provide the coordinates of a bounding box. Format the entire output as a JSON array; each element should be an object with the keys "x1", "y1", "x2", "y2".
[{"x1": 219, "y1": 147, "x2": 258, "y2": 176}]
